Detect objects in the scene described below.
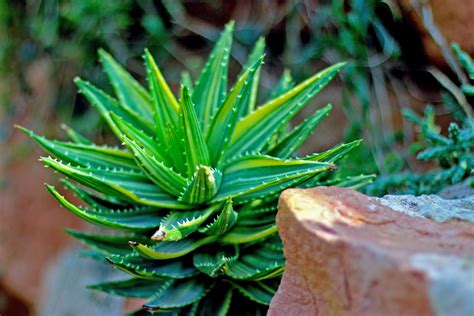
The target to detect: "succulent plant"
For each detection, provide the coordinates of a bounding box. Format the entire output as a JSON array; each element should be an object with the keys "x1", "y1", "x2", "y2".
[{"x1": 20, "y1": 22, "x2": 371, "y2": 315}]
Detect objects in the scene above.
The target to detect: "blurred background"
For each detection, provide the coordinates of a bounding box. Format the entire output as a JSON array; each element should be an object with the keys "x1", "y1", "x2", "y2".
[{"x1": 1, "y1": 0, "x2": 472, "y2": 315}]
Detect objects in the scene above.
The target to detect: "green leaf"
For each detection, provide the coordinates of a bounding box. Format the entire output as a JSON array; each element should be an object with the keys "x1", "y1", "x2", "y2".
[
  {"x1": 310, "y1": 174, "x2": 376, "y2": 190},
  {"x1": 229, "y1": 62, "x2": 345, "y2": 157},
  {"x1": 195, "y1": 286, "x2": 233, "y2": 316},
  {"x1": 193, "y1": 247, "x2": 239, "y2": 277},
  {"x1": 192, "y1": 21, "x2": 234, "y2": 130},
  {"x1": 60, "y1": 123, "x2": 93, "y2": 145},
  {"x1": 224, "y1": 243, "x2": 284, "y2": 280},
  {"x1": 42, "y1": 157, "x2": 189, "y2": 209},
  {"x1": 99, "y1": 49, "x2": 153, "y2": 121},
  {"x1": 119, "y1": 134, "x2": 186, "y2": 196},
  {"x1": 230, "y1": 280, "x2": 278, "y2": 305},
  {"x1": 130, "y1": 236, "x2": 217, "y2": 260},
  {"x1": 178, "y1": 165, "x2": 222, "y2": 205},
  {"x1": 220, "y1": 224, "x2": 277, "y2": 245},
  {"x1": 74, "y1": 78, "x2": 154, "y2": 137},
  {"x1": 151, "y1": 206, "x2": 217, "y2": 242},
  {"x1": 106, "y1": 254, "x2": 198, "y2": 279},
  {"x1": 304, "y1": 139, "x2": 362, "y2": 162},
  {"x1": 198, "y1": 198, "x2": 238, "y2": 235},
  {"x1": 144, "y1": 49, "x2": 185, "y2": 171},
  {"x1": 61, "y1": 179, "x2": 128, "y2": 210},
  {"x1": 46, "y1": 184, "x2": 162, "y2": 231},
  {"x1": 267, "y1": 104, "x2": 333, "y2": 158},
  {"x1": 143, "y1": 278, "x2": 211, "y2": 311},
  {"x1": 65, "y1": 229, "x2": 141, "y2": 255},
  {"x1": 18, "y1": 126, "x2": 139, "y2": 171},
  {"x1": 238, "y1": 37, "x2": 266, "y2": 117},
  {"x1": 90, "y1": 278, "x2": 170, "y2": 298},
  {"x1": 180, "y1": 71, "x2": 194, "y2": 93},
  {"x1": 180, "y1": 86, "x2": 211, "y2": 175},
  {"x1": 267, "y1": 69, "x2": 294, "y2": 101},
  {"x1": 206, "y1": 56, "x2": 264, "y2": 167},
  {"x1": 109, "y1": 112, "x2": 187, "y2": 195},
  {"x1": 214, "y1": 155, "x2": 335, "y2": 202}
]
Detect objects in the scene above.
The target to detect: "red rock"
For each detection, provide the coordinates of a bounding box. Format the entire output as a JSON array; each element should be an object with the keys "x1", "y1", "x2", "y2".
[
  {"x1": 399, "y1": 0, "x2": 474, "y2": 66},
  {"x1": 0, "y1": 152, "x2": 87, "y2": 308},
  {"x1": 268, "y1": 187, "x2": 474, "y2": 316}
]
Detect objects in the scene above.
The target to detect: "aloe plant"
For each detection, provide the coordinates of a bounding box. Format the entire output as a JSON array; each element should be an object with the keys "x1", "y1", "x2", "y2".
[{"x1": 20, "y1": 22, "x2": 371, "y2": 314}]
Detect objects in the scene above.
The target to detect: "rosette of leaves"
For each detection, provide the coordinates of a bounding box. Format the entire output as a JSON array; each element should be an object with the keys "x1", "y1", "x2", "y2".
[{"x1": 20, "y1": 22, "x2": 371, "y2": 314}]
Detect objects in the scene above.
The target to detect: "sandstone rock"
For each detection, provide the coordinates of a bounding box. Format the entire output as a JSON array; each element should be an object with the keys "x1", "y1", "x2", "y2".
[
  {"x1": 268, "y1": 187, "x2": 474, "y2": 316},
  {"x1": 0, "y1": 153, "x2": 87, "y2": 308},
  {"x1": 399, "y1": 0, "x2": 474, "y2": 66}
]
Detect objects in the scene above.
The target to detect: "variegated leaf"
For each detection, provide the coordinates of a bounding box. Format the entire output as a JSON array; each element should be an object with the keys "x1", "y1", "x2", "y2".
[
  {"x1": 99, "y1": 49, "x2": 153, "y2": 121},
  {"x1": 192, "y1": 247, "x2": 239, "y2": 277},
  {"x1": 267, "y1": 104, "x2": 333, "y2": 158},
  {"x1": 90, "y1": 278, "x2": 170, "y2": 298},
  {"x1": 106, "y1": 254, "x2": 198, "y2": 279},
  {"x1": 228, "y1": 62, "x2": 345, "y2": 158},
  {"x1": 129, "y1": 236, "x2": 217, "y2": 260},
  {"x1": 230, "y1": 279, "x2": 279, "y2": 305},
  {"x1": 220, "y1": 223, "x2": 277, "y2": 244},
  {"x1": 199, "y1": 198, "x2": 238, "y2": 235},
  {"x1": 18, "y1": 126, "x2": 138, "y2": 170},
  {"x1": 224, "y1": 243, "x2": 284, "y2": 280},
  {"x1": 60, "y1": 123, "x2": 93, "y2": 145},
  {"x1": 214, "y1": 155, "x2": 335, "y2": 202},
  {"x1": 178, "y1": 165, "x2": 222, "y2": 205},
  {"x1": 66, "y1": 229, "x2": 143, "y2": 255},
  {"x1": 143, "y1": 278, "x2": 211, "y2": 311},
  {"x1": 206, "y1": 56, "x2": 264, "y2": 167},
  {"x1": 74, "y1": 78, "x2": 154, "y2": 137},
  {"x1": 192, "y1": 21, "x2": 234, "y2": 130},
  {"x1": 151, "y1": 206, "x2": 217, "y2": 242},
  {"x1": 47, "y1": 185, "x2": 162, "y2": 231},
  {"x1": 238, "y1": 37, "x2": 266, "y2": 117},
  {"x1": 42, "y1": 157, "x2": 189, "y2": 209},
  {"x1": 180, "y1": 86, "x2": 211, "y2": 175}
]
